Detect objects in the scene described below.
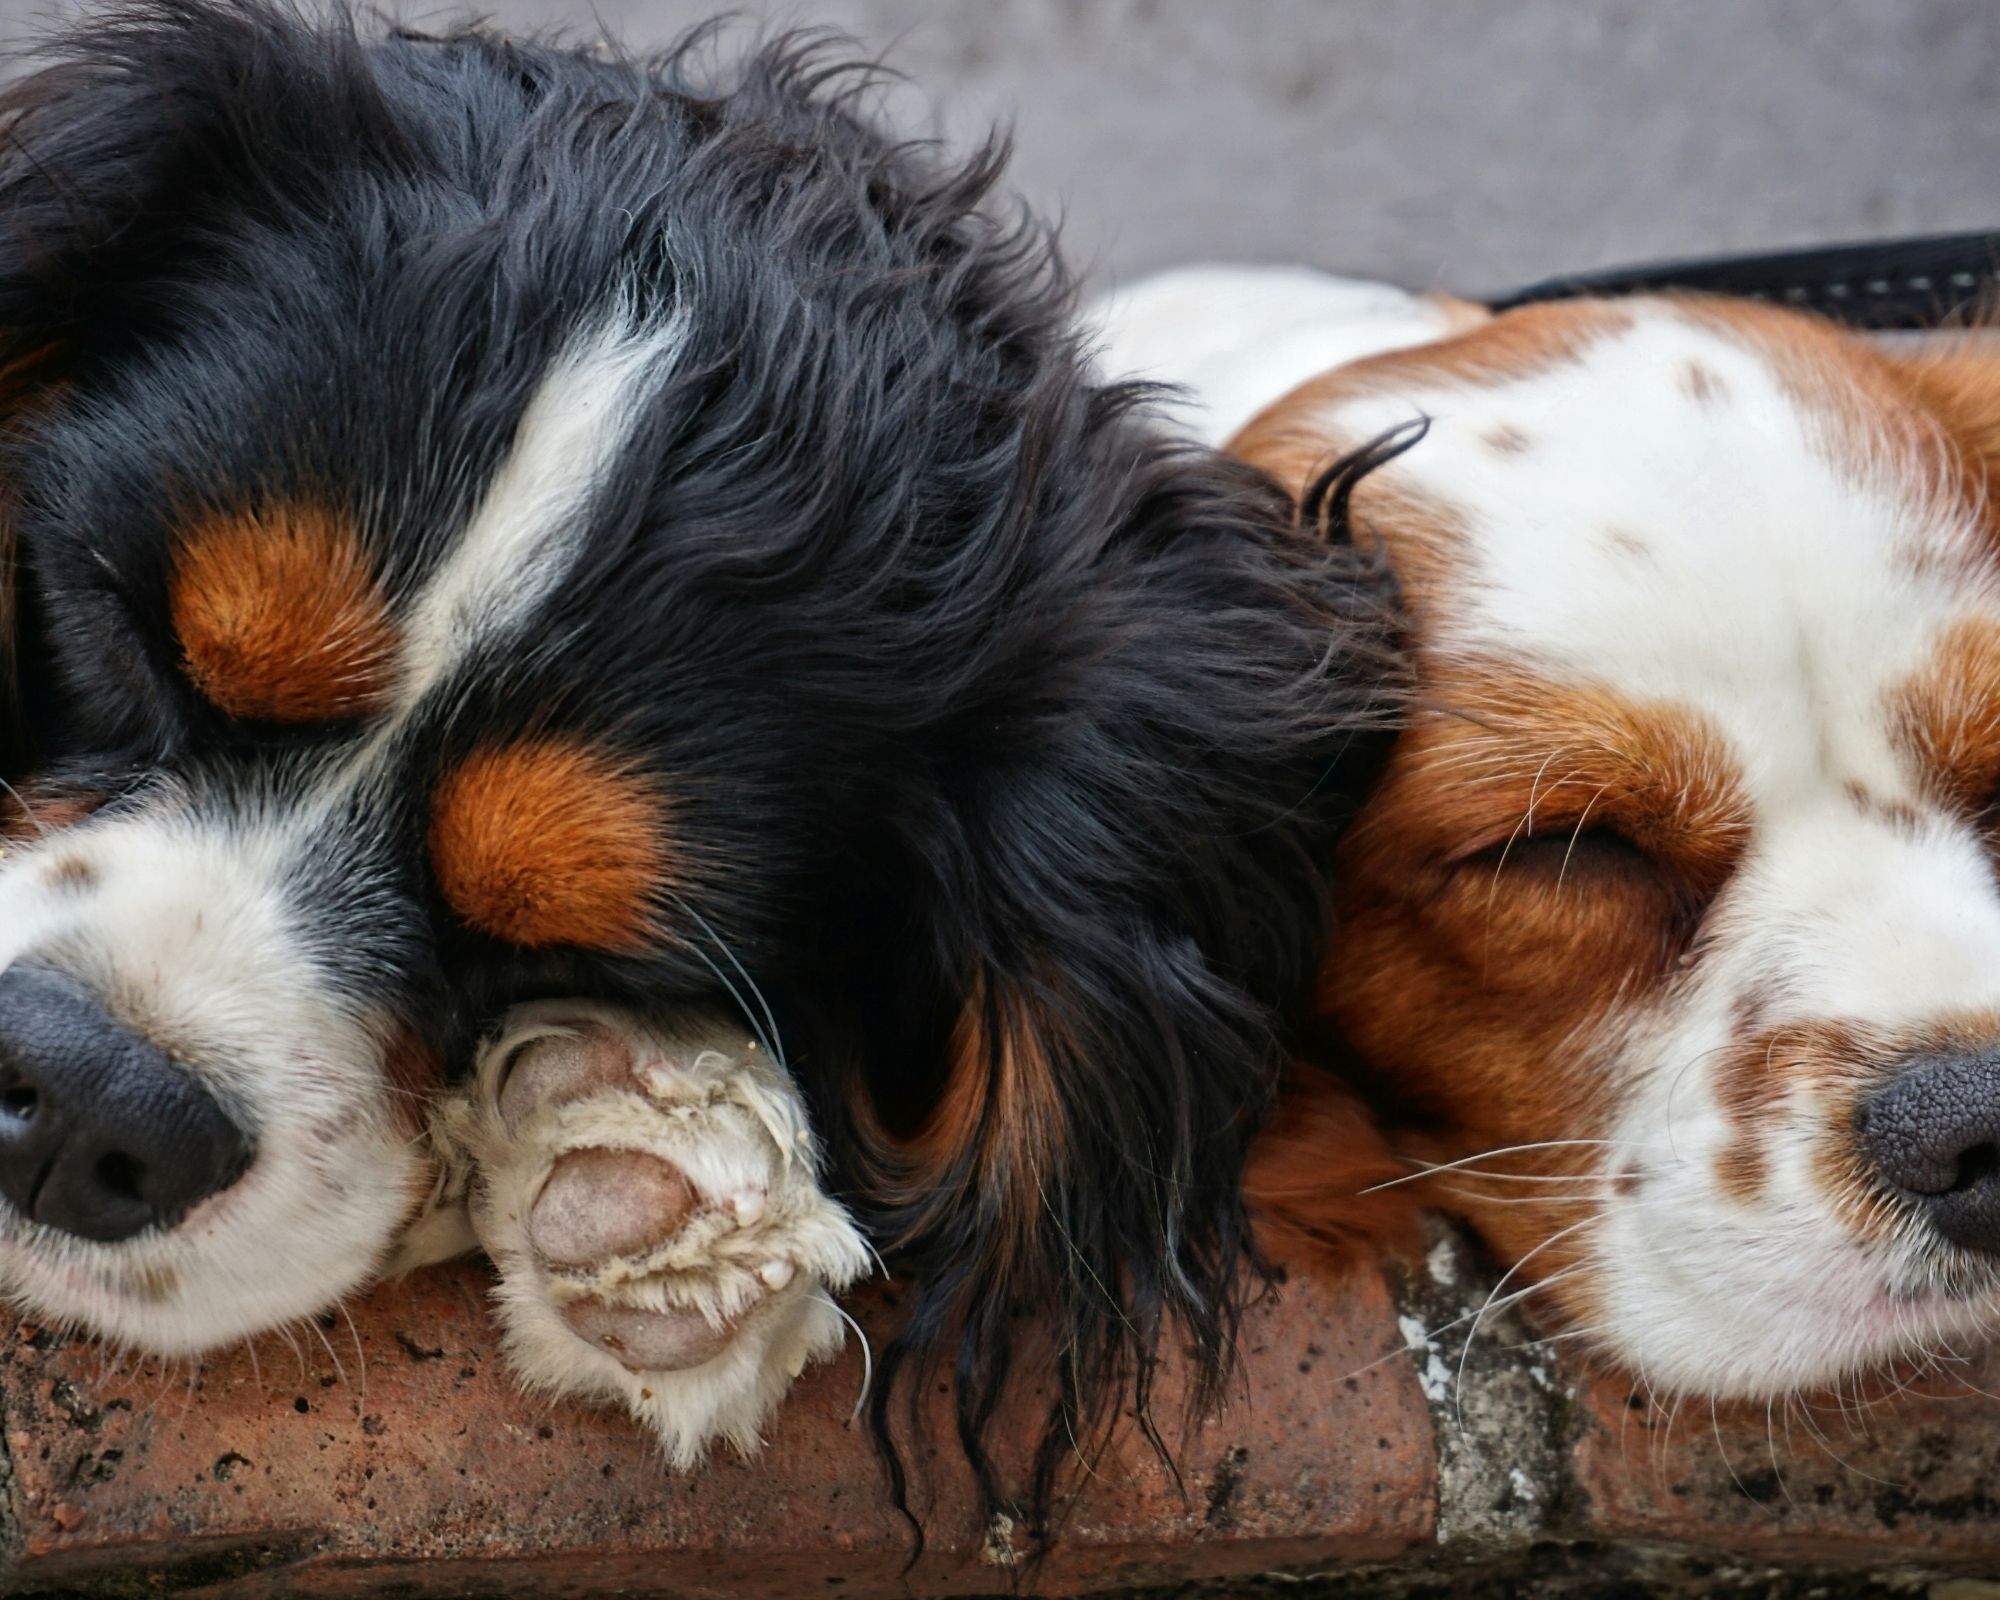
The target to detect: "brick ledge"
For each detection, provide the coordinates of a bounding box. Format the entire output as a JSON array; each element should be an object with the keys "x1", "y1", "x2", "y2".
[{"x1": 1, "y1": 1224, "x2": 1997, "y2": 1597}]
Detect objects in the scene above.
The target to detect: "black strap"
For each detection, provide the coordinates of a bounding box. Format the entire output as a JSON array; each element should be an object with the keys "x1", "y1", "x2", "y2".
[{"x1": 1492, "y1": 230, "x2": 2000, "y2": 332}]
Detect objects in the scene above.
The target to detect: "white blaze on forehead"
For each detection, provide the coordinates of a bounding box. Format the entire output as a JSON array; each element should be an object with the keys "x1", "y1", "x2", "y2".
[
  {"x1": 1330, "y1": 306, "x2": 1997, "y2": 810},
  {"x1": 396, "y1": 306, "x2": 686, "y2": 710}
]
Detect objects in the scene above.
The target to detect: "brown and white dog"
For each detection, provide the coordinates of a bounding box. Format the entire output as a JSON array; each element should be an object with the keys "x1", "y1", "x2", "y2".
[{"x1": 1099, "y1": 266, "x2": 2000, "y2": 1407}]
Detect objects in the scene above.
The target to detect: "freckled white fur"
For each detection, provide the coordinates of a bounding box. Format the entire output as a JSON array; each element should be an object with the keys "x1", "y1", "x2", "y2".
[
  {"x1": 1097, "y1": 267, "x2": 2000, "y2": 1400},
  {"x1": 0, "y1": 798, "x2": 419, "y2": 1351},
  {"x1": 430, "y1": 1002, "x2": 872, "y2": 1467}
]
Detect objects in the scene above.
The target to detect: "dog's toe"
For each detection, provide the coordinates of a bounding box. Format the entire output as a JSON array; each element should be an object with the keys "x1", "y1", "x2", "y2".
[
  {"x1": 560, "y1": 1294, "x2": 740, "y2": 1371},
  {"x1": 528, "y1": 1147, "x2": 698, "y2": 1267},
  {"x1": 439, "y1": 1001, "x2": 870, "y2": 1465}
]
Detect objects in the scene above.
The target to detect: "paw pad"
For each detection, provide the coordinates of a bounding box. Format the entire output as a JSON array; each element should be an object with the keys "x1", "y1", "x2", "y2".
[
  {"x1": 528, "y1": 1148, "x2": 696, "y2": 1267},
  {"x1": 440, "y1": 999, "x2": 872, "y2": 1466},
  {"x1": 560, "y1": 1296, "x2": 737, "y2": 1372}
]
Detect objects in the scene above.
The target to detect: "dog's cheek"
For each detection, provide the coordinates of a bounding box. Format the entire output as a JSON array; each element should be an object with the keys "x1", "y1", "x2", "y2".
[
  {"x1": 1321, "y1": 855, "x2": 1633, "y2": 1274},
  {"x1": 381, "y1": 1020, "x2": 447, "y2": 1140}
]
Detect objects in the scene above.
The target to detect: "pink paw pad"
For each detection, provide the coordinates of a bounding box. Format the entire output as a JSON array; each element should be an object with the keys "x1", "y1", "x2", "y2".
[
  {"x1": 560, "y1": 1296, "x2": 738, "y2": 1372},
  {"x1": 528, "y1": 1148, "x2": 697, "y2": 1268},
  {"x1": 497, "y1": 1022, "x2": 635, "y2": 1130}
]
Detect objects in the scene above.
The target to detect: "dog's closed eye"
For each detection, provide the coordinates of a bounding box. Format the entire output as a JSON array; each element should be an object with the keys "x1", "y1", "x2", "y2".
[{"x1": 1457, "y1": 820, "x2": 1655, "y2": 882}]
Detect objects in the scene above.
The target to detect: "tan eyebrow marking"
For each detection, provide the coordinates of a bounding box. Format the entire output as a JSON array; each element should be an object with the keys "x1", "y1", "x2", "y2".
[
  {"x1": 429, "y1": 737, "x2": 670, "y2": 952},
  {"x1": 170, "y1": 503, "x2": 395, "y2": 722}
]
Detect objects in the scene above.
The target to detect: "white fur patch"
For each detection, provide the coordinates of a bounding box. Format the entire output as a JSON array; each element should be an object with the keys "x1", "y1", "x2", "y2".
[
  {"x1": 397, "y1": 309, "x2": 686, "y2": 709},
  {"x1": 1083, "y1": 266, "x2": 1462, "y2": 447}
]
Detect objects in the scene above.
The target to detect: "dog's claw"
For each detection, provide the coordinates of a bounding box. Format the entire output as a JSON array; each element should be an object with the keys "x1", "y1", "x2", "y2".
[{"x1": 435, "y1": 1002, "x2": 871, "y2": 1466}]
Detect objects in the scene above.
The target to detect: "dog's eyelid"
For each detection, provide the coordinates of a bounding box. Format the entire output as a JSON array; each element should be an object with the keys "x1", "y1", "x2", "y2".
[{"x1": 1448, "y1": 817, "x2": 1651, "y2": 869}]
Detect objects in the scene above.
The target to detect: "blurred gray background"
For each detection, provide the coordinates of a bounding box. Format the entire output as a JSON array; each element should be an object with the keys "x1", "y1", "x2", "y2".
[{"x1": 1, "y1": 0, "x2": 1996, "y2": 298}]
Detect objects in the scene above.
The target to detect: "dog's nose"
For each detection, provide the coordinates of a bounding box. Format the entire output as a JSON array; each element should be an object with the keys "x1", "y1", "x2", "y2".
[
  {"x1": 0, "y1": 963, "x2": 251, "y2": 1242},
  {"x1": 1859, "y1": 1050, "x2": 2000, "y2": 1255}
]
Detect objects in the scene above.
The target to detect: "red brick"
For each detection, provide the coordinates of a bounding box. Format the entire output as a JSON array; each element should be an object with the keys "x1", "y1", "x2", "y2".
[
  {"x1": 0, "y1": 1257, "x2": 1432, "y2": 1597},
  {"x1": 1568, "y1": 1351, "x2": 2000, "y2": 1565}
]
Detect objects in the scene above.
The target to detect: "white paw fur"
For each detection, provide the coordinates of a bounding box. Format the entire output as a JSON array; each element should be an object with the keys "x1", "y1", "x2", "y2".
[{"x1": 429, "y1": 1000, "x2": 872, "y2": 1465}]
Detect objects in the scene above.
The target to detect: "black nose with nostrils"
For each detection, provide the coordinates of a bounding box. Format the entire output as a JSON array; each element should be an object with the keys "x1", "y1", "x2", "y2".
[
  {"x1": 1859, "y1": 1050, "x2": 2000, "y2": 1256},
  {"x1": 0, "y1": 963, "x2": 252, "y2": 1242}
]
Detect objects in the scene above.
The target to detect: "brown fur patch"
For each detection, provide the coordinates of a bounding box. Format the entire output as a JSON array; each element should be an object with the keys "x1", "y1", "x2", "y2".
[
  {"x1": 908, "y1": 975, "x2": 1069, "y2": 1222},
  {"x1": 1246, "y1": 1066, "x2": 1420, "y2": 1266},
  {"x1": 1680, "y1": 360, "x2": 1725, "y2": 405},
  {"x1": 1601, "y1": 527, "x2": 1652, "y2": 562},
  {"x1": 1893, "y1": 615, "x2": 2000, "y2": 821},
  {"x1": 430, "y1": 738, "x2": 669, "y2": 952},
  {"x1": 171, "y1": 504, "x2": 395, "y2": 722},
  {"x1": 1881, "y1": 337, "x2": 2000, "y2": 524},
  {"x1": 1707, "y1": 1023, "x2": 1861, "y2": 1210},
  {"x1": 0, "y1": 782, "x2": 104, "y2": 841},
  {"x1": 1482, "y1": 424, "x2": 1532, "y2": 455},
  {"x1": 44, "y1": 855, "x2": 94, "y2": 892},
  {"x1": 1231, "y1": 300, "x2": 1633, "y2": 492},
  {"x1": 380, "y1": 1020, "x2": 445, "y2": 1139}
]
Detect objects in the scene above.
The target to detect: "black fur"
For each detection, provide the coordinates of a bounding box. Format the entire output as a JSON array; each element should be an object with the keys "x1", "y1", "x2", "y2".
[{"x1": 0, "y1": 0, "x2": 1399, "y2": 1533}]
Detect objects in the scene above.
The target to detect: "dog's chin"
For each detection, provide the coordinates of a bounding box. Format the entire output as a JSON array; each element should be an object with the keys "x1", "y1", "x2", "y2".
[
  {"x1": 1586, "y1": 1214, "x2": 2000, "y2": 1405},
  {"x1": 0, "y1": 1124, "x2": 426, "y2": 1356}
]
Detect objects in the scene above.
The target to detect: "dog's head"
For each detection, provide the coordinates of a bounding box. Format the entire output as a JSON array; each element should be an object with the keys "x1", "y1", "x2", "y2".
[
  {"x1": 0, "y1": 3, "x2": 1394, "y2": 1508},
  {"x1": 1242, "y1": 293, "x2": 2000, "y2": 1400}
]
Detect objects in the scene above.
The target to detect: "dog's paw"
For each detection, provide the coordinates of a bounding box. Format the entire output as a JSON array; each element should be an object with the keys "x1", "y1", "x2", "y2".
[{"x1": 436, "y1": 1001, "x2": 872, "y2": 1466}]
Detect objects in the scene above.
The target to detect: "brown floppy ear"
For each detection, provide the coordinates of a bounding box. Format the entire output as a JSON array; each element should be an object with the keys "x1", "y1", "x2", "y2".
[
  {"x1": 1890, "y1": 334, "x2": 2000, "y2": 512},
  {"x1": 1245, "y1": 1061, "x2": 1423, "y2": 1270}
]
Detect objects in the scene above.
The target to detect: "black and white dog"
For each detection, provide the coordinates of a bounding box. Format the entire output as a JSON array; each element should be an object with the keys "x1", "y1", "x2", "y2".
[{"x1": 0, "y1": 0, "x2": 1393, "y2": 1522}]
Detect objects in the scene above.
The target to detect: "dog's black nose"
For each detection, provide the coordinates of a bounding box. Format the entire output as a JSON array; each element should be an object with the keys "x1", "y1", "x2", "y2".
[
  {"x1": 1859, "y1": 1051, "x2": 2000, "y2": 1255},
  {"x1": 0, "y1": 963, "x2": 251, "y2": 1242}
]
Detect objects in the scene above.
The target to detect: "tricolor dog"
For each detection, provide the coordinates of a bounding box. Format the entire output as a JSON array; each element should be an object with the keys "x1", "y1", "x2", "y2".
[{"x1": 0, "y1": 6, "x2": 1395, "y2": 1519}]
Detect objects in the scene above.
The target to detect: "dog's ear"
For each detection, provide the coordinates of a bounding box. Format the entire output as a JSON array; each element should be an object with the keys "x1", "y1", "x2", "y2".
[
  {"x1": 1243, "y1": 1060, "x2": 1423, "y2": 1269},
  {"x1": 848, "y1": 416, "x2": 1403, "y2": 1530},
  {"x1": 1895, "y1": 335, "x2": 2000, "y2": 511}
]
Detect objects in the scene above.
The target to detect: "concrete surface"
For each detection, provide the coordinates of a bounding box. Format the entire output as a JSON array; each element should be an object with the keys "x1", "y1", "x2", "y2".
[{"x1": 4, "y1": 0, "x2": 1993, "y2": 299}]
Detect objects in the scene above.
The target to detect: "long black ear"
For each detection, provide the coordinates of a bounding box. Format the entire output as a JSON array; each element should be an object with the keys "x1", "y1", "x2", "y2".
[
  {"x1": 851, "y1": 385, "x2": 1402, "y2": 1535},
  {"x1": 0, "y1": 30, "x2": 166, "y2": 778}
]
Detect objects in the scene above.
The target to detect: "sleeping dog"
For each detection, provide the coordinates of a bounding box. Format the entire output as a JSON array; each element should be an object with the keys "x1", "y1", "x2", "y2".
[
  {"x1": 1100, "y1": 264, "x2": 2000, "y2": 1412},
  {"x1": 0, "y1": 5, "x2": 1397, "y2": 1520}
]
